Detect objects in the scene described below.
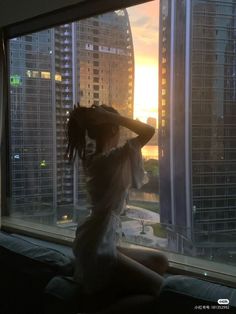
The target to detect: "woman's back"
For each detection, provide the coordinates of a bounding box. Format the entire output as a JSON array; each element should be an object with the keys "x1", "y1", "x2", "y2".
[
  {"x1": 73, "y1": 138, "x2": 144, "y2": 293},
  {"x1": 85, "y1": 137, "x2": 143, "y2": 214},
  {"x1": 66, "y1": 104, "x2": 161, "y2": 297}
]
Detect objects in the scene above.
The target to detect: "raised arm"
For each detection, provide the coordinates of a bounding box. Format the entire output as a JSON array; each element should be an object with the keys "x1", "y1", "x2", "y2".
[
  {"x1": 86, "y1": 106, "x2": 155, "y2": 147},
  {"x1": 116, "y1": 115, "x2": 155, "y2": 147}
]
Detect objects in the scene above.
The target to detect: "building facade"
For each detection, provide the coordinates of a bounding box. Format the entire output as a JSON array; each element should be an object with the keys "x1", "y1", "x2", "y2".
[
  {"x1": 159, "y1": 0, "x2": 236, "y2": 261},
  {"x1": 9, "y1": 31, "x2": 56, "y2": 224},
  {"x1": 9, "y1": 9, "x2": 134, "y2": 224}
]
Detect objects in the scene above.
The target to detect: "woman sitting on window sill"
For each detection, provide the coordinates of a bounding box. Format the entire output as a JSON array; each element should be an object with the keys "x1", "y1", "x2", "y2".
[{"x1": 66, "y1": 104, "x2": 168, "y2": 314}]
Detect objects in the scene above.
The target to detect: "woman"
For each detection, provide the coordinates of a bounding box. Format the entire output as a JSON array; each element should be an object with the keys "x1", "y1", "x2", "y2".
[{"x1": 66, "y1": 104, "x2": 168, "y2": 314}]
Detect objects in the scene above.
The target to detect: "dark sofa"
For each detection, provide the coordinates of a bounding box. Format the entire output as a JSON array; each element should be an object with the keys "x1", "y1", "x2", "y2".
[
  {"x1": 0, "y1": 231, "x2": 236, "y2": 314},
  {"x1": 0, "y1": 231, "x2": 73, "y2": 314}
]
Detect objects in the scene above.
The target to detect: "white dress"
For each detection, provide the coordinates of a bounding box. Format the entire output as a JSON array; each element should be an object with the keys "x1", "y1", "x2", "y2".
[{"x1": 73, "y1": 137, "x2": 144, "y2": 293}]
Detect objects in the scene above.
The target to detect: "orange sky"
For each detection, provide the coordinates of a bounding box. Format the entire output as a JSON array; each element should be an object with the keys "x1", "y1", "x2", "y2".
[{"x1": 127, "y1": 0, "x2": 159, "y2": 126}]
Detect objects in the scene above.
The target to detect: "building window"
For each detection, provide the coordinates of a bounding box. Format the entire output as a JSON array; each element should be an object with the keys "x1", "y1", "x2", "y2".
[
  {"x1": 55, "y1": 74, "x2": 62, "y2": 81},
  {"x1": 41, "y1": 71, "x2": 51, "y2": 79}
]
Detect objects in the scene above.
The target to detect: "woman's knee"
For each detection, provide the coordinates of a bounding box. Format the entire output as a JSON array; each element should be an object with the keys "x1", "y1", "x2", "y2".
[
  {"x1": 152, "y1": 252, "x2": 169, "y2": 274},
  {"x1": 118, "y1": 246, "x2": 169, "y2": 275},
  {"x1": 141, "y1": 251, "x2": 169, "y2": 275}
]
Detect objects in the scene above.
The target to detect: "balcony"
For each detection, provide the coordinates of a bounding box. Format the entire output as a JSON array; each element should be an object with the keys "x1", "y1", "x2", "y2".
[
  {"x1": 63, "y1": 55, "x2": 71, "y2": 61},
  {"x1": 62, "y1": 72, "x2": 71, "y2": 77},
  {"x1": 62, "y1": 64, "x2": 71, "y2": 69}
]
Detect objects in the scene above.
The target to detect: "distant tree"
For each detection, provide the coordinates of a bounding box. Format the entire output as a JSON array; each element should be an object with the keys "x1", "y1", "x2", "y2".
[
  {"x1": 141, "y1": 159, "x2": 159, "y2": 193},
  {"x1": 140, "y1": 219, "x2": 146, "y2": 234},
  {"x1": 138, "y1": 213, "x2": 147, "y2": 234},
  {"x1": 143, "y1": 159, "x2": 159, "y2": 176}
]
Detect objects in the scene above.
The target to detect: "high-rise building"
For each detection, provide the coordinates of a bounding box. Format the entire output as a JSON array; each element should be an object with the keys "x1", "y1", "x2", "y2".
[
  {"x1": 9, "y1": 10, "x2": 134, "y2": 224},
  {"x1": 9, "y1": 31, "x2": 56, "y2": 224},
  {"x1": 159, "y1": 0, "x2": 236, "y2": 261}
]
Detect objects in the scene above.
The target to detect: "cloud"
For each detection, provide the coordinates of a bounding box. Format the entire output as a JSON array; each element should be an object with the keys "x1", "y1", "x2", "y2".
[
  {"x1": 128, "y1": 9, "x2": 158, "y2": 36},
  {"x1": 132, "y1": 16, "x2": 150, "y2": 28},
  {"x1": 128, "y1": 0, "x2": 158, "y2": 29},
  {"x1": 127, "y1": 0, "x2": 158, "y2": 65}
]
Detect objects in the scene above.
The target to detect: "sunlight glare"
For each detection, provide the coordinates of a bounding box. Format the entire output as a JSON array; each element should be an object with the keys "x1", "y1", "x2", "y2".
[{"x1": 133, "y1": 64, "x2": 158, "y2": 125}]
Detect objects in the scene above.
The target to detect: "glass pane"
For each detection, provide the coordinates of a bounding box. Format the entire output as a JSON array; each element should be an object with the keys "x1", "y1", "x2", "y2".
[
  {"x1": 6, "y1": 0, "x2": 236, "y2": 279},
  {"x1": 7, "y1": 2, "x2": 159, "y2": 242},
  {"x1": 158, "y1": 0, "x2": 236, "y2": 269}
]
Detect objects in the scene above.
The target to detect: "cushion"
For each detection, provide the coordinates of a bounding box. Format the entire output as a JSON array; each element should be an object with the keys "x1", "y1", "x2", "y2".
[
  {"x1": 159, "y1": 275, "x2": 236, "y2": 313},
  {"x1": 0, "y1": 231, "x2": 73, "y2": 279},
  {"x1": 44, "y1": 276, "x2": 84, "y2": 314},
  {"x1": 0, "y1": 231, "x2": 74, "y2": 314},
  {"x1": 44, "y1": 276, "x2": 158, "y2": 314}
]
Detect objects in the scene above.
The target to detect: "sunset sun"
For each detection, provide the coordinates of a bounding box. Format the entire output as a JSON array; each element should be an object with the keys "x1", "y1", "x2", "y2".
[{"x1": 133, "y1": 63, "x2": 158, "y2": 125}]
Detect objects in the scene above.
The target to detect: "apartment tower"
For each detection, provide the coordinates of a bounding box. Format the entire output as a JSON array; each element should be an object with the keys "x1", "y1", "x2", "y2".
[
  {"x1": 9, "y1": 10, "x2": 134, "y2": 224},
  {"x1": 159, "y1": 0, "x2": 236, "y2": 261}
]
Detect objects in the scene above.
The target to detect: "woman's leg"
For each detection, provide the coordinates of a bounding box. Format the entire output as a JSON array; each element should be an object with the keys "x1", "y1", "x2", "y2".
[
  {"x1": 112, "y1": 251, "x2": 164, "y2": 297},
  {"x1": 117, "y1": 245, "x2": 169, "y2": 275},
  {"x1": 84, "y1": 251, "x2": 163, "y2": 314}
]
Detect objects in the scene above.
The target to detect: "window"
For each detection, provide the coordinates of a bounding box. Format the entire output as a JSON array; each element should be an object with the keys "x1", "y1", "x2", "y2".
[
  {"x1": 6, "y1": 4, "x2": 156, "y2": 242},
  {"x1": 2, "y1": 0, "x2": 235, "y2": 285},
  {"x1": 55, "y1": 74, "x2": 62, "y2": 81},
  {"x1": 41, "y1": 71, "x2": 51, "y2": 79}
]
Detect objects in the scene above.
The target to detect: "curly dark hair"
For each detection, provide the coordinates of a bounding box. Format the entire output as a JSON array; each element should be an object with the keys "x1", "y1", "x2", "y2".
[{"x1": 66, "y1": 104, "x2": 119, "y2": 161}]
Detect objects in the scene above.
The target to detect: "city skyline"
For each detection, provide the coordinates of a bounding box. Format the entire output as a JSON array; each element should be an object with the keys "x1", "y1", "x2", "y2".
[
  {"x1": 7, "y1": 3, "x2": 160, "y2": 252},
  {"x1": 9, "y1": 10, "x2": 134, "y2": 222}
]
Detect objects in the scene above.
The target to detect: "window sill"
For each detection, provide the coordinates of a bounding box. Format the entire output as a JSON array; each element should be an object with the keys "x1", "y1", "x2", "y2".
[
  {"x1": 120, "y1": 242, "x2": 236, "y2": 288},
  {"x1": 1, "y1": 217, "x2": 236, "y2": 288},
  {"x1": 1, "y1": 216, "x2": 75, "y2": 246}
]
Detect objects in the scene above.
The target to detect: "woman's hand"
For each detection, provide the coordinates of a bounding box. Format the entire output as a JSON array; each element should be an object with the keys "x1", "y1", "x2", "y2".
[
  {"x1": 70, "y1": 104, "x2": 118, "y2": 127},
  {"x1": 85, "y1": 105, "x2": 113, "y2": 125}
]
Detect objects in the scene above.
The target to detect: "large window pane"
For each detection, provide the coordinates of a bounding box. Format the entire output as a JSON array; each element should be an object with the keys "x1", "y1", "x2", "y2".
[
  {"x1": 5, "y1": 0, "x2": 236, "y2": 281},
  {"x1": 6, "y1": 2, "x2": 159, "y2": 247},
  {"x1": 158, "y1": 0, "x2": 236, "y2": 271}
]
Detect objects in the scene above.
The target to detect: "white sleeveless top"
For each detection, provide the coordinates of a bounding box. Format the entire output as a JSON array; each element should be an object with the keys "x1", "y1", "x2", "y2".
[{"x1": 73, "y1": 137, "x2": 144, "y2": 293}]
